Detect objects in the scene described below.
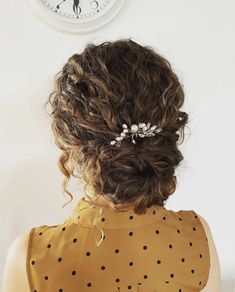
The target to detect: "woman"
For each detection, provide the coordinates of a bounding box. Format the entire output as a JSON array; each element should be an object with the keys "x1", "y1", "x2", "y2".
[{"x1": 3, "y1": 38, "x2": 221, "y2": 291}]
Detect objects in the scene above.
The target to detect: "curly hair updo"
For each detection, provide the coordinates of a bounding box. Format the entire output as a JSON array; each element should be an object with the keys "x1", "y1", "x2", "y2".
[{"x1": 45, "y1": 38, "x2": 189, "y2": 215}]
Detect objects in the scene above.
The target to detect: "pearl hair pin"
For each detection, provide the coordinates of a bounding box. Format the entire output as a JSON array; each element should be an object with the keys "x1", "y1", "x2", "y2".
[{"x1": 110, "y1": 122, "x2": 163, "y2": 147}]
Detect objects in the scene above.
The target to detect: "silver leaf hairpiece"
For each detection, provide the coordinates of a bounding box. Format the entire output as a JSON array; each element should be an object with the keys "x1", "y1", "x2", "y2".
[{"x1": 110, "y1": 122, "x2": 162, "y2": 147}]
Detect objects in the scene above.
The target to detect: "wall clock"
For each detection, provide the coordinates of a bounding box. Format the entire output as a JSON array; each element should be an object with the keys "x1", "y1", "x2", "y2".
[{"x1": 28, "y1": 0, "x2": 126, "y2": 34}]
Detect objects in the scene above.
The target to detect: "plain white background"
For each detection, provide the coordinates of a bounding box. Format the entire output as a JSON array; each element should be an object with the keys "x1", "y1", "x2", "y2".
[{"x1": 0, "y1": 0, "x2": 234, "y2": 290}]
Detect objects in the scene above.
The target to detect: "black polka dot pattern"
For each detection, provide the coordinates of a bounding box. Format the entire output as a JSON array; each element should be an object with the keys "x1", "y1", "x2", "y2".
[{"x1": 28, "y1": 200, "x2": 210, "y2": 291}]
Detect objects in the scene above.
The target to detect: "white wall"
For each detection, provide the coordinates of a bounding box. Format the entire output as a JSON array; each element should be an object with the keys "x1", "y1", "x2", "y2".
[{"x1": 1, "y1": 0, "x2": 234, "y2": 290}]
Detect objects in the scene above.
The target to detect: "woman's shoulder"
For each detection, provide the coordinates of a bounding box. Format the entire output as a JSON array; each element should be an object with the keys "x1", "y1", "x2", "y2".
[
  {"x1": 3, "y1": 219, "x2": 67, "y2": 292},
  {"x1": 190, "y1": 212, "x2": 221, "y2": 292},
  {"x1": 3, "y1": 229, "x2": 31, "y2": 292},
  {"x1": 164, "y1": 208, "x2": 221, "y2": 291}
]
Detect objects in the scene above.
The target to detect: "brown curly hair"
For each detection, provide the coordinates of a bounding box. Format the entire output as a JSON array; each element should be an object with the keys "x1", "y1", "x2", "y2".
[{"x1": 45, "y1": 38, "x2": 189, "y2": 216}]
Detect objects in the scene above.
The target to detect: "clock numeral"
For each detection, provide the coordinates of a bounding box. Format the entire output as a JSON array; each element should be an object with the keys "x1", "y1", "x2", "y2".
[
  {"x1": 73, "y1": 0, "x2": 81, "y2": 15},
  {"x1": 90, "y1": 0, "x2": 99, "y2": 10}
]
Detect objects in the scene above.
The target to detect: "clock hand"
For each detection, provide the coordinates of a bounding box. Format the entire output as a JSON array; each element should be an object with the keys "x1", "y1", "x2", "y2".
[{"x1": 56, "y1": 0, "x2": 67, "y2": 10}]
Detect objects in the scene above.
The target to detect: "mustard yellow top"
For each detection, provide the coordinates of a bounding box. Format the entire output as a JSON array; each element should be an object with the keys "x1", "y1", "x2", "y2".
[{"x1": 26, "y1": 196, "x2": 210, "y2": 292}]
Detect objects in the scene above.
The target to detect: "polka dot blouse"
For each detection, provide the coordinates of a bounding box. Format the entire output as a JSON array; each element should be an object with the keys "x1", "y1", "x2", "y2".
[{"x1": 26, "y1": 196, "x2": 210, "y2": 292}]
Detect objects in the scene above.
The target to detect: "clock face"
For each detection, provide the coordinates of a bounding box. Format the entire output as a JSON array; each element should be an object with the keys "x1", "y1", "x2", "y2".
[{"x1": 29, "y1": 0, "x2": 126, "y2": 33}]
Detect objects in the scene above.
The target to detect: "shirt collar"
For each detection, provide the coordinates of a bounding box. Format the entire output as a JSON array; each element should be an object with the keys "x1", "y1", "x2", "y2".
[{"x1": 69, "y1": 196, "x2": 168, "y2": 229}]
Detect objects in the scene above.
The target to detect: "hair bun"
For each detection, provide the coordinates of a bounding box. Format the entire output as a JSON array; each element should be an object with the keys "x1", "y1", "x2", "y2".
[{"x1": 45, "y1": 39, "x2": 188, "y2": 214}]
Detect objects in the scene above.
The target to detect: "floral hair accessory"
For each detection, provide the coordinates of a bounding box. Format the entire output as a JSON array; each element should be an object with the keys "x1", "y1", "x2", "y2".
[{"x1": 110, "y1": 122, "x2": 162, "y2": 147}]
